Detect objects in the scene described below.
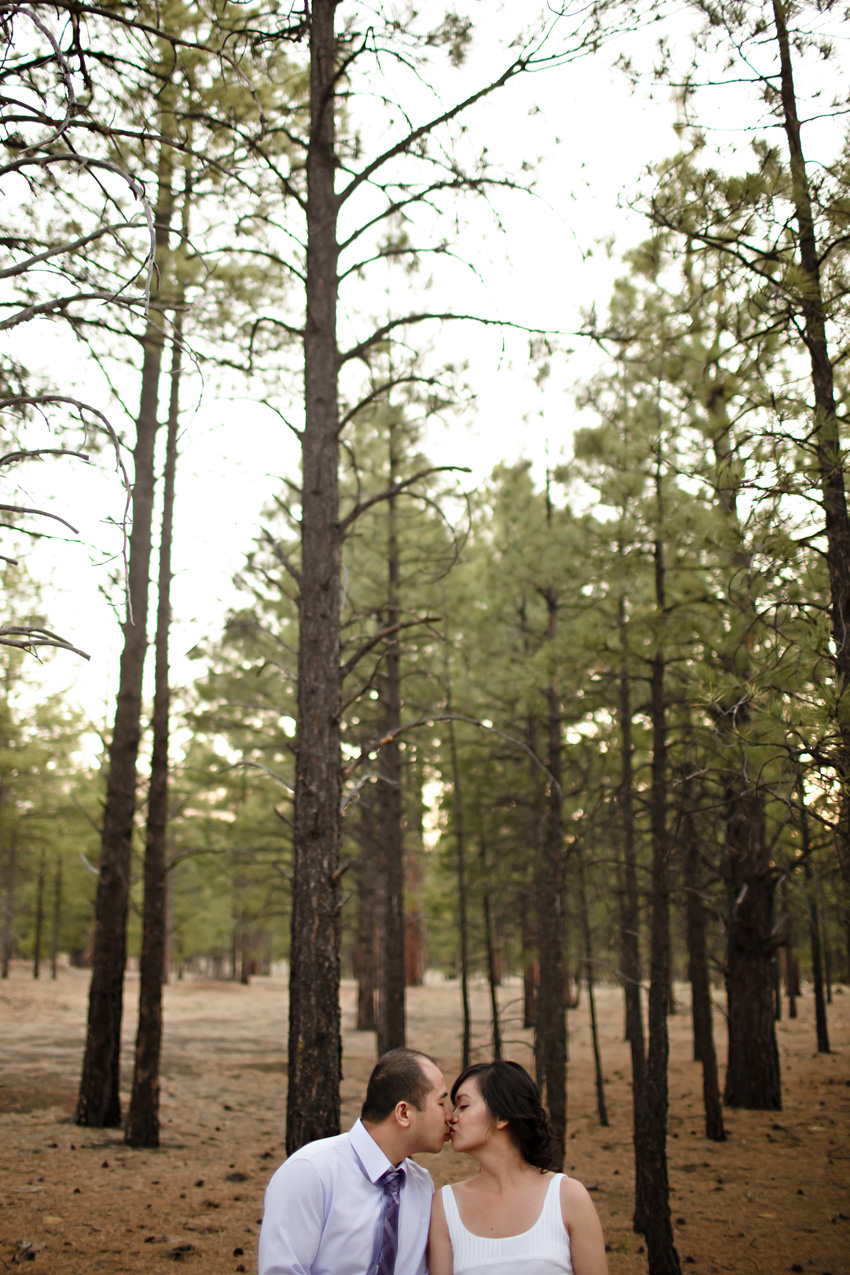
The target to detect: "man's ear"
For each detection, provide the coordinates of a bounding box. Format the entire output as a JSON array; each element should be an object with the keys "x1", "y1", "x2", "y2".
[{"x1": 394, "y1": 1100, "x2": 413, "y2": 1129}]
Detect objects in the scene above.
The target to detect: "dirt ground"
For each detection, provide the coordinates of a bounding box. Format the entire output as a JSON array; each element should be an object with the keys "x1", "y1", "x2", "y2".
[{"x1": 0, "y1": 965, "x2": 847, "y2": 1275}]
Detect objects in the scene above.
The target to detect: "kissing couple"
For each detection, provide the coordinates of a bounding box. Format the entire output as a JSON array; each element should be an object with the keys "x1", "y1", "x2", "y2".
[{"x1": 259, "y1": 1047, "x2": 608, "y2": 1274}]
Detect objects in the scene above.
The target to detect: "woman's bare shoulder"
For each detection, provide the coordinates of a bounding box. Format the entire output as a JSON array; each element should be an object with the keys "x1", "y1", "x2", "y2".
[{"x1": 559, "y1": 1174, "x2": 598, "y2": 1217}]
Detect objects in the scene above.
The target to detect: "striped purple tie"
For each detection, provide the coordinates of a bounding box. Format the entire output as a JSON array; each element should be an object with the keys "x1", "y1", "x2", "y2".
[{"x1": 375, "y1": 1167, "x2": 403, "y2": 1275}]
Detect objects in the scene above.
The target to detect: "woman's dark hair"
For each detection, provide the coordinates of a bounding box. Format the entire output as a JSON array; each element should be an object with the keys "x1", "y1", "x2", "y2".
[{"x1": 451, "y1": 1060, "x2": 561, "y2": 1171}]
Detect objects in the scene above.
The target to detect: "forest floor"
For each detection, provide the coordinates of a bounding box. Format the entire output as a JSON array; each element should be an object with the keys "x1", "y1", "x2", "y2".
[{"x1": 0, "y1": 964, "x2": 848, "y2": 1275}]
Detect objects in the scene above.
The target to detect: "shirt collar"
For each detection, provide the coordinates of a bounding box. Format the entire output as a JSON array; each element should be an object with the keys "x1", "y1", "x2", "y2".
[{"x1": 349, "y1": 1117, "x2": 407, "y2": 1185}]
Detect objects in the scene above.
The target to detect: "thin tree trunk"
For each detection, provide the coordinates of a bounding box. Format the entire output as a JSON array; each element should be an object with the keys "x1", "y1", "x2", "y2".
[
  {"x1": 797, "y1": 782, "x2": 829, "y2": 1053},
  {"x1": 783, "y1": 884, "x2": 798, "y2": 1020},
  {"x1": 479, "y1": 839, "x2": 502, "y2": 1060},
  {"x1": 50, "y1": 856, "x2": 62, "y2": 979},
  {"x1": 446, "y1": 697, "x2": 471, "y2": 1072},
  {"x1": 682, "y1": 774, "x2": 725, "y2": 1141},
  {"x1": 376, "y1": 420, "x2": 405, "y2": 1055},
  {"x1": 578, "y1": 836, "x2": 607, "y2": 1127},
  {"x1": 535, "y1": 587, "x2": 566, "y2": 1162},
  {"x1": 126, "y1": 283, "x2": 183, "y2": 1146},
  {"x1": 355, "y1": 793, "x2": 377, "y2": 1031},
  {"x1": 804, "y1": 860, "x2": 829, "y2": 1051},
  {"x1": 76, "y1": 113, "x2": 175, "y2": 1130},
  {"x1": 773, "y1": 0, "x2": 850, "y2": 890},
  {"x1": 32, "y1": 850, "x2": 45, "y2": 979},
  {"x1": 404, "y1": 775, "x2": 426, "y2": 989},
  {"x1": 616, "y1": 588, "x2": 649, "y2": 1232},
  {"x1": 241, "y1": 930, "x2": 251, "y2": 985},
  {"x1": 287, "y1": 0, "x2": 342, "y2": 1154},
  {"x1": 520, "y1": 892, "x2": 537, "y2": 1029},
  {"x1": 822, "y1": 902, "x2": 832, "y2": 1005},
  {"x1": 2, "y1": 831, "x2": 14, "y2": 979},
  {"x1": 641, "y1": 465, "x2": 681, "y2": 1275},
  {"x1": 354, "y1": 780, "x2": 377, "y2": 1030}
]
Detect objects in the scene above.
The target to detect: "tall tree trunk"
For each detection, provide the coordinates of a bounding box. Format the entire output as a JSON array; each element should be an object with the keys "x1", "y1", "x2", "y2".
[
  {"x1": 804, "y1": 861, "x2": 829, "y2": 1051},
  {"x1": 616, "y1": 588, "x2": 649, "y2": 1233},
  {"x1": 404, "y1": 757, "x2": 426, "y2": 989},
  {"x1": 446, "y1": 698, "x2": 471, "y2": 1071},
  {"x1": 75, "y1": 120, "x2": 175, "y2": 1129},
  {"x1": 681, "y1": 774, "x2": 725, "y2": 1141},
  {"x1": 126, "y1": 274, "x2": 184, "y2": 1148},
  {"x1": 722, "y1": 783, "x2": 780, "y2": 1108},
  {"x1": 354, "y1": 791, "x2": 377, "y2": 1032},
  {"x1": 1, "y1": 830, "x2": 14, "y2": 978},
  {"x1": 773, "y1": 0, "x2": 850, "y2": 886},
  {"x1": 797, "y1": 782, "x2": 830, "y2": 1053},
  {"x1": 479, "y1": 838, "x2": 502, "y2": 1060},
  {"x1": 578, "y1": 835, "x2": 607, "y2": 1127},
  {"x1": 642, "y1": 479, "x2": 681, "y2": 1275},
  {"x1": 520, "y1": 891, "x2": 537, "y2": 1029},
  {"x1": 535, "y1": 586, "x2": 566, "y2": 1162},
  {"x1": 50, "y1": 856, "x2": 62, "y2": 980},
  {"x1": 376, "y1": 421, "x2": 405, "y2": 1054},
  {"x1": 783, "y1": 882, "x2": 798, "y2": 1020},
  {"x1": 32, "y1": 850, "x2": 45, "y2": 979},
  {"x1": 287, "y1": 0, "x2": 342, "y2": 1152},
  {"x1": 407, "y1": 744, "x2": 428, "y2": 989}
]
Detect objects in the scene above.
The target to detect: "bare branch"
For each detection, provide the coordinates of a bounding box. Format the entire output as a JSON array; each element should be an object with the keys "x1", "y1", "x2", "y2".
[{"x1": 339, "y1": 465, "x2": 470, "y2": 532}]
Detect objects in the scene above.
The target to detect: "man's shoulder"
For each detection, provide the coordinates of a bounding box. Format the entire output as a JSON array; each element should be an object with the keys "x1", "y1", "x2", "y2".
[
  {"x1": 284, "y1": 1130, "x2": 353, "y2": 1168},
  {"x1": 403, "y1": 1159, "x2": 435, "y2": 1193}
]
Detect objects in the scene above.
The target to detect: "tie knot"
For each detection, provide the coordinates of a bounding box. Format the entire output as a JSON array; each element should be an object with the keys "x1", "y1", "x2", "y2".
[{"x1": 381, "y1": 1167, "x2": 403, "y2": 1198}]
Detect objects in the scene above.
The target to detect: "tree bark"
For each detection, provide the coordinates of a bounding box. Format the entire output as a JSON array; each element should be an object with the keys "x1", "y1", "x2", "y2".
[
  {"x1": 287, "y1": 0, "x2": 342, "y2": 1152},
  {"x1": 376, "y1": 421, "x2": 405, "y2": 1055},
  {"x1": 404, "y1": 761, "x2": 426, "y2": 989},
  {"x1": 722, "y1": 782, "x2": 780, "y2": 1108},
  {"x1": 354, "y1": 791, "x2": 377, "y2": 1032},
  {"x1": 126, "y1": 271, "x2": 184, "y2": 1147},
  {"x1": 75, "y1": 121, "x2": 175, "y2": 1129},
  {"x1": 681, "y1": 776, "x2": 725, "y2": 1141},
  {"x1": 773, "y1": 0, "x2": 850, "y2": 885},
  {"x1": 534, "y1": 587, "x2": 566, "y2": 1163},
  {"x1": 521, "y1": 891, "x2": 537, "y2": 1029},
  {"x1": 641, "y1": 473, "x2": 681, "y2": 1275},
  {"x1": 479, "y1": 838, "x2": 502, "y2": 1060},
  {"x1": 578, "y1": 835, "x2": 607, "y2": 1127},
  {"x1": 616, "y1": 588, "x2": 649, "y2": 1232},
  {"x1": 50, "y1": 856, "x2": 62, "y2": 980},
  {"x1": 783, "y1": 884, "x2": 798, "y2": 1020},
  {"x1": 32, "y1": 850, "x2": 45, "y2": 979},
  {"x1": 798, "y1": 782, "x2": 830, "y2": 1053},
  {"x1": 446, "y1": 702, "x2": 471, "y2": 1072},
  {"x1": 1, "y1": 830, "x2": 14, "y2": 979}
]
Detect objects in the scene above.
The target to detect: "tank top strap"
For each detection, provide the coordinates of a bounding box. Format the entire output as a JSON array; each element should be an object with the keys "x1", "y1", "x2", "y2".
[
  {"x1": 441, "y1": 1184, "x2": 464, "y2": 1254},
  {"x1": 542, "y1": 1173, "x2": 565, "y2": 1222},
  {"x1": 442, "y1": 1184, "x2": 460, "y2": 1224}
]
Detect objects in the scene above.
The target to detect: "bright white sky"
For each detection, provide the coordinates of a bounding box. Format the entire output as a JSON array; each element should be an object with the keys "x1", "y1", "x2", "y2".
[{"x1": 9, "y1": 0, "x2": 846, "y2": 737}]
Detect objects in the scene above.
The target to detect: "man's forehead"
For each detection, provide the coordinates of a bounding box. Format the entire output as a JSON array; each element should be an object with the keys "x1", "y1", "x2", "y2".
[{"x1": 421, "y1": 1059, "x2": 446, "y2": 1091}]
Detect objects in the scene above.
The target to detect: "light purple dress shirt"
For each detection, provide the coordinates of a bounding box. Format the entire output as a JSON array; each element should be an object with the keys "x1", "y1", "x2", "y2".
[{"x1": 258, "y1": 1118, "x2": 434, "y2": 1275}]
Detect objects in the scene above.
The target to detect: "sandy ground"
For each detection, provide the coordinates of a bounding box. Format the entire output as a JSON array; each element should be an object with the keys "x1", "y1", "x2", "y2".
[{"x1": 0, "y1": 964, "x2": 848, "y2": 1274}]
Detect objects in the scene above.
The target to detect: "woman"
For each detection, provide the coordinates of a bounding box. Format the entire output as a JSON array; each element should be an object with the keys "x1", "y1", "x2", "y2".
[{"x1": 428, "y1": 1061, "x2": 608, "y2": 1275}]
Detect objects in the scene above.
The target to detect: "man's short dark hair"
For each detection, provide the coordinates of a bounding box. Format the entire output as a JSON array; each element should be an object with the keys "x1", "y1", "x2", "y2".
[{"x1": 360, "y1": 1048, "x2": 437, "y2": 1123}]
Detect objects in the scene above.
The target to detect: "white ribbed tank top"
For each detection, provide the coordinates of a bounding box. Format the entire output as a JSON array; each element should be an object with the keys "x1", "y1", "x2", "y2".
[{"x1": 441, "y1": 1173, "x2": 574, "y2": 1275}]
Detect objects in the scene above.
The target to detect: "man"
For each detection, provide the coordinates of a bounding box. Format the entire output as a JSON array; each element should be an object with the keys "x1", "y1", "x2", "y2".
[{"x1": 258, "y1": 1047, "x2": 450, "y2": 1275}]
